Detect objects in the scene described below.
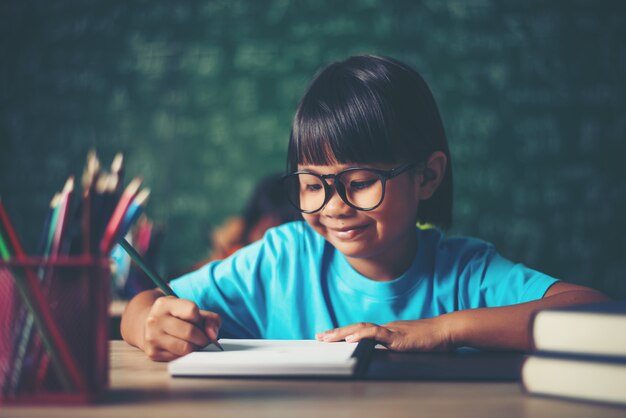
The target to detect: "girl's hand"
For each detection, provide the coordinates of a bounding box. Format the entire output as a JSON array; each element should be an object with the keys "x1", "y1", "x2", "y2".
[
  {"x1": 316, "y1": 317, "x2": 454, "y2": 352},
  {"x1": 142, "y1": 296, "x2": 222, "y2": 361}
]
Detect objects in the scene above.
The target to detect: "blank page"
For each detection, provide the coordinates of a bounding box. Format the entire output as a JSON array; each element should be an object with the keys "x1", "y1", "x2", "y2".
[{"x1": 168, "y1": 339, "x2": 359, "y2": 377}]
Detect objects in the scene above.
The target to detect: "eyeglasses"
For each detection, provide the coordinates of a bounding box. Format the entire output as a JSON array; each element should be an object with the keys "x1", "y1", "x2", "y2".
[{"x1": 281, "y1": 162, "x2": 417, "y2": 213}]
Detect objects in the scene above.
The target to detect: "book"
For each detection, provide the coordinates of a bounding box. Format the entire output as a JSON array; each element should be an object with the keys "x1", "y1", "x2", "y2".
[
  {"x1": 521, "y1": 354, "x2": 626, "y2": 405},
  {"x1": 531, "y1": 300, "x2": 626, "y2": 357},
  {"x1": 168, "y1": 339, "x2": 375, "y2": 378}
]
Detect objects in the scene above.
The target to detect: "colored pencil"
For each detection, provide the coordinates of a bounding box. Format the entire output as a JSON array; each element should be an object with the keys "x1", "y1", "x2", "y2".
[
  {"x1": 116, "y1": 188, "x2": 150, "y2": 242},
  {"x1": 110, "y1": 152, "x2": 125, "y2": 196},
  {"x1": 136, "y1": 215, "x2": 153, "y2": 255},
  {"x1": 43, "y1": 194, "x2": 61, "y2": 258},
  {"x1": 36, "y1": 196, "x2": 56, "y2": 257},
  {"x1": 0, "y1": 227, "x2": 9, "y2": 260},
  {"x1": 99, "y1": 177, "x2": 142, "y2": 255},
  {"x1": 92, "y1": 172, "x2": 119, "y2": 252},
  {"x1": 50, "y1": 177, "x2": 74, "y2": 258},
  {"x1": 90, "y1": 173, "x2": 108, "y2": 253},
  {"x1": 81, "y1": 150, "x2": 99, "y2": 255}
]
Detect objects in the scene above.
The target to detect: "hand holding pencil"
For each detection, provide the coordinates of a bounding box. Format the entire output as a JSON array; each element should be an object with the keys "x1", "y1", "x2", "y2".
[
  {"x1": 142, "y1": 295, "x2": 223, "y2": 361},
  {"x1": 118, "y1": 238, "x2": 223, "y2": 360}
]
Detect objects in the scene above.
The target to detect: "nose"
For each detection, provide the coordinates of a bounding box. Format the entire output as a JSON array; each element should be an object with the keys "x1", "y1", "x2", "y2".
[{"x1": 321, "y1": 182, "x2": 354, "y2": 218}]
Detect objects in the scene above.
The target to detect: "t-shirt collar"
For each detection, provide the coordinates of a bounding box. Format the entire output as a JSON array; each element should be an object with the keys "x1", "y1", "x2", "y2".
[{"x1": 329, "y1": 228, "x2": 425, "y2": 299}]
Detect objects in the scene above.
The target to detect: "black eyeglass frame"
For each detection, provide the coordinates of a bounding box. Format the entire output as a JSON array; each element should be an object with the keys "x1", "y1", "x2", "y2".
[{"x1": 282, "y1": 162, "x2": 418, "y2": 214}]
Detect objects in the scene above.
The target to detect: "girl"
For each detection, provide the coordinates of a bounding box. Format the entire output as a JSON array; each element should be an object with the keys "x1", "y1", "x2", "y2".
[{"x1": 121, "y1": 55, "x2": 608, "y2": 361}]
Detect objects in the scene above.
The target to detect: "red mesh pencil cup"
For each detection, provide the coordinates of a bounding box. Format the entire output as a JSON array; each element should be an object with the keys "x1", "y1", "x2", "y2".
[{"x1": 0, "y1": 256, "x2": 110, "y2": 404}]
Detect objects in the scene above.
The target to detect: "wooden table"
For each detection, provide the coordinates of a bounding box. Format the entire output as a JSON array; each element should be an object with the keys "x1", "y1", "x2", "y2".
[{"x1": 1, "y1": 341, "x2": 625, "y2": 418}]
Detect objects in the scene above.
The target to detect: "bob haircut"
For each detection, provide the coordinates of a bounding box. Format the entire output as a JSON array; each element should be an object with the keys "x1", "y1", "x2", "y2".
[{"x1": 287, "y1": 55, "x2": 453, "y2": 229}]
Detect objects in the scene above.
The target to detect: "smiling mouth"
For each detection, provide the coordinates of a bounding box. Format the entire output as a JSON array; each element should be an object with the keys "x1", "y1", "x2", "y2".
[{"x1": 326, "y1": 224, "x2": 370, "y2": 240}]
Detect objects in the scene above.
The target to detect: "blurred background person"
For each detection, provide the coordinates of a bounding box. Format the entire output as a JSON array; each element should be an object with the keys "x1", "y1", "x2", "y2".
[{"x1": 202, "y1": 173, "x2": 301, "y2": 263}]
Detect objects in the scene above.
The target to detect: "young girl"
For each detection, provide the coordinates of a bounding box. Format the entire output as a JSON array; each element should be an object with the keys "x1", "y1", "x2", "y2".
[{"x1": 121, "y1": 55, "x2": 608, "y2": 361}]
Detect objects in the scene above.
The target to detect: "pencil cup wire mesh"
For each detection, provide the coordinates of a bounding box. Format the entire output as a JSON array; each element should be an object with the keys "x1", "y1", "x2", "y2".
[{"x1": 0, "y1": 256, "x2": 110, "y2": 404}]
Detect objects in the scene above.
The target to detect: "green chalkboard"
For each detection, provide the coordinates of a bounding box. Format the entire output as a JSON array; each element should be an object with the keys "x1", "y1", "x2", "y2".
[{"x1": 1, "y1": 0, "x2": 625, "y2": 297}]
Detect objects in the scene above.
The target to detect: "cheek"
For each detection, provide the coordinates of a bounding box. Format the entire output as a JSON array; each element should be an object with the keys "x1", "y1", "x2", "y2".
[
  {"x1": 373, "y1": 191, "x2": 419, "y2": 228},
  {"x1": 372, "y1": 207, "x2": 414, "y2": 233},
  {"x1": 302, "y1": 214, "x2": 324, "y2": 233}
]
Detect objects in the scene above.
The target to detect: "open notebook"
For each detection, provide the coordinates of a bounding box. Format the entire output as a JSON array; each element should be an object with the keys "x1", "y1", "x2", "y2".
[{"x1": 168, "y1": 339, "x2": 375, "y2": 377}]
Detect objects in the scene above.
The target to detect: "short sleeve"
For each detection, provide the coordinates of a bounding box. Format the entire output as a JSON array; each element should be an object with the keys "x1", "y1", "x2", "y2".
[
  {"x1": 169, "y1": 239, "x2": 272, "y2": 339},
  {"x1": 455, "y1": 244, "x2": 559, "y2": 310}
]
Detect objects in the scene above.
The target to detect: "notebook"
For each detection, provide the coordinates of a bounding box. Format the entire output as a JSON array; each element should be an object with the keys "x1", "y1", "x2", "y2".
[{"x1": 168, "y1": 339, "x2": 375, "y2": 378}]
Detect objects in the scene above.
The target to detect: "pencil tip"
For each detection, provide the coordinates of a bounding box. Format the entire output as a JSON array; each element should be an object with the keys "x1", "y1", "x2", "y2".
[
  {"x1": 64, "y1": 176, "x2": 75, "y2": 192},
  {"x1": 111, "y1": 152, "x2": 124, "y2": 172}
]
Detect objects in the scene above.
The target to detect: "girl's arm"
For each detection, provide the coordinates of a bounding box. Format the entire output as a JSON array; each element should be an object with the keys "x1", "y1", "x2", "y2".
[
  {"x1": 445, "y1": 282, "x2": 609, "y2": 350},
  {"x1": 317, "y1": 282, "x2": 609, "y2": 351},
  {"x1": 121, "y1": 289, "x2": 221, "y2": 361}
]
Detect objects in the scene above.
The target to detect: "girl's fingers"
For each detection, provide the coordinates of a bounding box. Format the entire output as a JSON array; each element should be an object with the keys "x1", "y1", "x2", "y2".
[
  {"x1": 151, "y1": 296, "x2": 205, "y2": 326},
  {"x1": 168, "y1": 298, "x2": 204, "y2": 324},
  {"x1": 149, "y1": 297, "x2": 222, "y2": 345},
  {"x1": 199, "y1": 309, "x2": 222, "y2": 327},
  {"x1": 345, "y1": 326, "x2": 394, "y2": 344},
  {"x1": 199, "y1": 310, "x2": 222, "y2": 341},
  {"x1": 315, "y1": 325, "x2": 354, "y2": 341},
  {"x1": 143, "y1": 331, "x2": 197, "y2": 361},
  {"x1": 160, "y1": 315, "x2": 210, "y2": 347},
  {"x1": 153, "y1": 333, "x2": 198, "y2": 358},
  {"x1": 316, "y1": 322, "x2": 381, "y2": 342}
]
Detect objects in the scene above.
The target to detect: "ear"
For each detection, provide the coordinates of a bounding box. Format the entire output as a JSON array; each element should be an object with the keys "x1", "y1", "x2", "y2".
[{"x1": 417, "y1": 151, "x2": 447, "y2": 200}]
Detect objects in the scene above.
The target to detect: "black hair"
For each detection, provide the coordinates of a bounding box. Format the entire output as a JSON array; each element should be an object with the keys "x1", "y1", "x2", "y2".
[{"x1": 287, "y1": 55, "x2": 453, "y2": 229}]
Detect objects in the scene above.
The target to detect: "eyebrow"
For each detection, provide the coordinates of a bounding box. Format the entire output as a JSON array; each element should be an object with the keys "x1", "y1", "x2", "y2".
[
  {"x1": 297, "y1": 163, "x2": 385, "y2": 174},
  {"x1": 297, "y1": 166, "x2": 326, "y2": 174}
]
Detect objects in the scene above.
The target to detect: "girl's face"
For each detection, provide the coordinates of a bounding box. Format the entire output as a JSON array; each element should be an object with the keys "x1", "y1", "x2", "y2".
[{"x1": 298, "y1": 161, "x2": 424, "y2": 281}]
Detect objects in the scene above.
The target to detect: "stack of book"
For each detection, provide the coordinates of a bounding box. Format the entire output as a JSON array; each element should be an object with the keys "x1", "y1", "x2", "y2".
[{"x1": 521, "y1": 300, "x2": 626, "y2": 405}]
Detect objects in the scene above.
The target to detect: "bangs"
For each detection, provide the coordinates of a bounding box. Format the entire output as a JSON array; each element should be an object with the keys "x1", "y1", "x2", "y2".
[{"x1": 288, "y1": 65, "x2": 406, "y2": 171}]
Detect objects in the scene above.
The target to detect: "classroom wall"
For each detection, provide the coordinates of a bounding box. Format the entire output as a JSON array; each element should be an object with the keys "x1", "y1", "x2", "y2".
[{"x1": 1, "y1": 0, "x2": 625, "y2": 297}]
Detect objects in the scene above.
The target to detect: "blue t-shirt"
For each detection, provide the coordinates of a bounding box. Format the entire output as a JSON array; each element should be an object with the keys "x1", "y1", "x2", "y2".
[{"x1": 170, "y1": 221, "x2": 558, "y2": 339}]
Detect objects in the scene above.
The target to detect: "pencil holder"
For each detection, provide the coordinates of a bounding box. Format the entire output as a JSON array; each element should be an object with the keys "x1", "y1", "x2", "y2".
[{"x1": 0, "y1": 256, "x2": 110, "y2": 404}]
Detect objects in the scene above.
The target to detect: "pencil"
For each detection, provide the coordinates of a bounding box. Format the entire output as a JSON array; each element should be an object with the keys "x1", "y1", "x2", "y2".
[
  {"x1": 36, "y1": 196, "x2": 56, "y2": 256},
  {"x1": 44, "y1": 194, "x2": 62, "y2": 257},
  {"x1": 117, "y1": 238, "x2": 224, "y2": 351},
  {"x1": 50, "y1": 177, "x2": 74, "y2": 257},
  {"x1": 0, "y1": 227, "x2": 9, "y2": 260},
  {"x1": 110, "y1": 152, "x2": 125, "y2": 196},
  {"x1": 99, "y1": 177, "x2": 142, "y2": 255},
  {"x1": 81, "y1": 150, "x2": 99, "y2": 255},
  {"x1": 116, "y1": 188, "x2": 150, "y2": 242},
  {"x1": 91, "y1": 173, "x2": 109, "y2": 253}
]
